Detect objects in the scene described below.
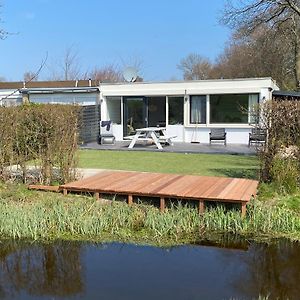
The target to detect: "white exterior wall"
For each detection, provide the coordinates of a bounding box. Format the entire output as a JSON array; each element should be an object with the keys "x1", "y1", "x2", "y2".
[
  {"x1": 100, "y1": 78, "x2": 279, "y2": 144},
  {"x1": 29, "y1": 92, "x2": 99, "y2": 106},
  {"x1": 0, "y1": 90, "x2": 22, "y2": 106},
  {"x1": 100, "y1": 78, "x2": 278, "y2": 97},
  {"x1": 183, "y1": 127, "x2": 251, "y2": 144}
]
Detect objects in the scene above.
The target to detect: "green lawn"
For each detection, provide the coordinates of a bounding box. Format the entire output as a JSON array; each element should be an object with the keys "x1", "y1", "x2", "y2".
[{"x1": 78, "y1": 150, "x2": 259, "y2": 179}]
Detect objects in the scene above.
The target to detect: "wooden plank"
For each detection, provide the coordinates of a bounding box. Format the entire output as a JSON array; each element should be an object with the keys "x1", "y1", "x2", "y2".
[
  {"x1": 59, "y1": 170, "x2": 259, "y2": 208},
  {"x1": 197, "y1": 177, "x2": 230, "y2": 199},
  {"x1": 240, "y1": 180, "x2": 259, "y2": 201},
  {"x1": 180, "y1": 176, "x2": 216, "y2": 197},
  {"x1": 110, "y1": 172, "x2": 165, "y2": 193},
  {"x1": 28, "y1": 185, "x2": 61, "y2": 192},
  {"x1": 241, "y1": 201, "x2": 247, "y2": 218},
  {"x1": 83, "y1": 171, "x2": 129, "y2": 190},
  {"x1": 160, "y1": 197, "x2": 165, "y2": 212},
  {"x1": 148, "y1": 174, "x2": 183, "y2": 195},
  {"x1": 198, "y1": 200, "x2": 205, "y2": 214},
  {"x1": 134, "y1": 173, "x2": 174, "y2": 194},
  {"x1": 128, "y1": 194, "x2": 133, "y2": 206},
  {"x1": 63, "y1": 188, "x2": 68, "y2": 196},
  {"x1": 219, "y1": 178, "x2": 249, "y2": 201},
  {"x1": 61, "y1": 170, "x2": 112, "y2": 187},
  {"x1": 158, "y1": 175, "x2": 201, "y2": 197}
]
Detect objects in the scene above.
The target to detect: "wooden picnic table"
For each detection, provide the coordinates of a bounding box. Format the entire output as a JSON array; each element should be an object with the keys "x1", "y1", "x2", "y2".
[{"x1": 128, "y1": 127, "x2": 175, "y2": 150}]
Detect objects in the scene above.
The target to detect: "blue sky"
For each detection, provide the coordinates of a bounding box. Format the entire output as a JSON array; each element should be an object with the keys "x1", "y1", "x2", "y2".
[{"x1": 1, "y1": 0, "x2": 230, "y2": 81}]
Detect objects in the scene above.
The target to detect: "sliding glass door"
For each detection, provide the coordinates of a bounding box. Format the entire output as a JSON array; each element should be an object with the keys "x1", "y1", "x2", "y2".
[
  {"x1": 123, "y1": 97, "x2": 147, "y2": 136},
  {"x1": 123, "y1": 96, "x2": 167, "y2": 136}
]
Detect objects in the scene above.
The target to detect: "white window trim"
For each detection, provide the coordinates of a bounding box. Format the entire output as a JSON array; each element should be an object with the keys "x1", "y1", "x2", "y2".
[
  {"x1": 185, "y1": 93, "x2": 258, "y2": 128},
  {"x1": 167, "y1": 95, "x2": 185, "y2": 126}
]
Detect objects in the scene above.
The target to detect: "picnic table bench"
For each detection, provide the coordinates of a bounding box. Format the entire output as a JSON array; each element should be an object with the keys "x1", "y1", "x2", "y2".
[{"x1": 127, "y1": 127, "x2": 176, "y2": 150}]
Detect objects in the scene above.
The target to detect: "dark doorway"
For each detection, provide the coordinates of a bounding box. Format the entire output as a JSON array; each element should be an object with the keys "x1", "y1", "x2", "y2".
[
  {"x1": 123, "y1": 96, "x2": 166, "y2": 136},
  {"x1": 147, "y1": 97, "x2": 166, "y2": 127},
  {"x1": 123, "y1": 97, "x2": 147, "y2": 136}
]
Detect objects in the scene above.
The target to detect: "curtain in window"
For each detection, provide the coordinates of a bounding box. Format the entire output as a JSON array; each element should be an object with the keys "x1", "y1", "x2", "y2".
[
  {"x1": 248, "y1": 94, "x2": 259, "y2": 124},
  {"x1": 190, "y1": 96, "x2": 206, "y2": 124}
]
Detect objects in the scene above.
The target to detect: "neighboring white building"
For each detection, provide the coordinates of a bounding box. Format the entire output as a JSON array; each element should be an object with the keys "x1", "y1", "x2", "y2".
[
  {"x1": 100, "y1": 77, "x2": 279, "y2": 144},
  {"x1": 0, "y1": 77, "x2": 279, "y2": 145},
  {"x1": 0, "y1": 90, "x2": 23, "y2": 106}
]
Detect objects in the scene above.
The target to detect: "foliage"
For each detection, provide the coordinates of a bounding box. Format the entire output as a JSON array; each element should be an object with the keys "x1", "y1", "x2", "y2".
[
  {"x1": 89, "y1": 64, "x2": 123, "y2": 83},
  {"x1": 0, "y1": 104, "x2": 79, "y2": 184},
  {"x1": 177, "y1": 53, "x2": 213, "y2": 80},
  {"x1": 179, "y1": 1, "x2": 300, "y2": 90},
  {"x1": 0, "y1": 184, "x2": 299, "y2": 244},
  {"x1": 221, "y1": 0, "x2": 300, "y2": 90},
  {"x1": 257, "y1": 100, "x2": 300, "y2": 192},
  {"x1": 271, "y1": 156, "x2": 299, "y2": 194}
]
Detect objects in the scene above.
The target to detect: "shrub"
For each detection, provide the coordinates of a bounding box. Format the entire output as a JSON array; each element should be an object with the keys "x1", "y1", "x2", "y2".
[
  {"x1": 0, "y1": 104, "x2": 79, "y2": 184},
  {"x1": 256, "y1": 100, "x2": 300, "y2": 193},
  {"x1": 271, "y1": 156, "x2": 299, "y2": 194}
]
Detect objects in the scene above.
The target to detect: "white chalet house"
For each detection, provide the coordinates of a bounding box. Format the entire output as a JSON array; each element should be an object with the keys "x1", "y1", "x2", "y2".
[
  {"x1": 100, "y1": 77, "x2": 279, "y2": 144},
  {"x1": 0, "y1": 77, "x2": 279, "y2": 145}
]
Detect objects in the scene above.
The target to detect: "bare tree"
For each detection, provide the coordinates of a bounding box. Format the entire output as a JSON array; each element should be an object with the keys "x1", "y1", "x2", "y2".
[
  {"x1": 177, "y1": 54, "x2": 214, "y2": 80},
  {"x1": 61, "y1": 46, "x2": 81, "y2": 80},
  {"x1": 1, "y1": 54, "x2": 48, "y2": 103},
  {"x1": 89, "y1": 64, "x2": 122, "y2": 83},
  {"x1": 222, "y1": 0, "x2": 300, "y2": 89},
  {"x1": 47, "y1": 46, "x2": 82, "y2": 80},
  {"x1": 23, "y1": 71, "x2": 38, "y2": 82},
  {"x1": 214, "y1": 25, "x2": 296, "y2": 89}
]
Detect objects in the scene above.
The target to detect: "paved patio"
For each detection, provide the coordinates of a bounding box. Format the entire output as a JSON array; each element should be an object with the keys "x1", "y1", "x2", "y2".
[{"x1": 80, "y1": 141, "x2": 256, "y2": 155}]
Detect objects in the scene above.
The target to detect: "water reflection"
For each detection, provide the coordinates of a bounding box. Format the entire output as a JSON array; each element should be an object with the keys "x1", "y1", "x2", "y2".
[
  {"x1": 0, "y1": 239, "x2": 298, "y2": 299},
  {"x1": 0, "y1": 241, "x2": 83, "y2": 299},
  {"x1": 237, "y1": 241, "x2": 300, "y2": 299}
]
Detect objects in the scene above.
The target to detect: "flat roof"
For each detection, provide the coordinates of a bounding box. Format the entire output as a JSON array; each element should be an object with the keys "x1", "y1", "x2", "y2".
[
  {"x1": 100, "y1": 77, "x2": 276, "y2": 86},
  {"x1": 273, "y1": 90, "x2": 300, "y2": 98},
  {"x1": 0, "y1": 80, "x2": 99, "y2": 90}
]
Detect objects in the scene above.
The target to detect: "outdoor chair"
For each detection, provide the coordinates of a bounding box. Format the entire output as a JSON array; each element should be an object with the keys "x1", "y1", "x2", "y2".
[
  {"x1": 98, "y1": 120, "x2": 115, "y2": 145},
  {"x1": 209, "y1": 128, "x2": 227, "y2": 146},
  {"x1": 248, "y1": 128, "x2": 266, "y2": 147}
]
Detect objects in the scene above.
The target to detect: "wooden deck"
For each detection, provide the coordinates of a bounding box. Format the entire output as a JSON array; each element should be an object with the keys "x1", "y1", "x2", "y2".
[{"x1": 60, "y1": 170, "x2": 259, "y2": 216}]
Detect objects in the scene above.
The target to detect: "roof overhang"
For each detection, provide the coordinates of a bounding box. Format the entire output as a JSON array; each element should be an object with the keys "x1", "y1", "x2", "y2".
[
  {"x1": 100, "y1": 77, "x2": 279, "y2": 97},
  {"x1": 20, "y1": 87, "x2": 100, "y2": 94},
  {"x1": 273, "y1": 90, "x2": 300, "y2": 98}
]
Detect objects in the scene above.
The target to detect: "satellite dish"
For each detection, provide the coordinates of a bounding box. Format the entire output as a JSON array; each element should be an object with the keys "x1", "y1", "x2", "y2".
[{"x1": 123, "y1": 67, "x2": 138, "y2": 82}]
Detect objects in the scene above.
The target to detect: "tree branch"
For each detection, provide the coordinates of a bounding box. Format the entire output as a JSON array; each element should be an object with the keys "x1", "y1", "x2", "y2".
[{"x1": 1, "y1": 52, "x2": 48, "y2": 103}]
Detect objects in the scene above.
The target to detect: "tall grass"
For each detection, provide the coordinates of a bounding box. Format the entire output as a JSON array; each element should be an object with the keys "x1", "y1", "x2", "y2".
[{"x1": 0, "y1": 191, "x2": 299, "y2": 244}]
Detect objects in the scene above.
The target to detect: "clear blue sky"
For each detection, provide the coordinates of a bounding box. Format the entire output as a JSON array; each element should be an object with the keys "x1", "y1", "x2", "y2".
[{"x1": 1, "y1": 0, "x2": 230, "y2": 81}]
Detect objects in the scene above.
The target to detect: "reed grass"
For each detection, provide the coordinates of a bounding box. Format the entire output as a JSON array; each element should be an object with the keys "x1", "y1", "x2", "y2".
[{"x1": 0, "y1": 185, "x2": 299, "y2": 245}]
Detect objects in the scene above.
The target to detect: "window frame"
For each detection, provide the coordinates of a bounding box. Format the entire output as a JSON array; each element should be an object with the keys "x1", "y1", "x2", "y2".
[
  {"x1": 189, "y1": 95, "x2": 207, "y2": 125},
  {"x1": 209, "y1": 93, "x2": 254, "y2": 125}
]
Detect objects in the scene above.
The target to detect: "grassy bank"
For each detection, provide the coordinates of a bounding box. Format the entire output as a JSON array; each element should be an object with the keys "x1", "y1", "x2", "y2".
[
  {"x1": 2, "y1": 151, "x2": 298, "y2": 245},
  {"x1": 1, "y1": 184, "x2": 300, "y2": 245},
  {"x1": 78, "y1": 150, "x2": 259, "y2": 178}
]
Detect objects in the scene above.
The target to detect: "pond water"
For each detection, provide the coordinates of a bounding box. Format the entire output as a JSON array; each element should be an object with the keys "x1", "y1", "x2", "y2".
[{"x1": 0, "y1": 239, "x2": 299, "y2": 300}]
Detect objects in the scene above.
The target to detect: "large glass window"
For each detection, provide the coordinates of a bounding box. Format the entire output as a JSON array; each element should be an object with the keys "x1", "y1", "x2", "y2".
[
  {"x1": 210, "y1": 94, "x2": 249, "y2": 124},
  {"x1": 107, "y1": 96, "x2": 121, "y2": 124},
  {"x1": 147, "y1": 97, "x2": 166, "y2": 127},
  {"x1": 248, "y1": 94, "x2": 259, "y2": 124},
  {"x1": 190, "y1": 95, "x2": 206, "y2": 124},
  {"x1": 168, "y1": 96, "x2": 184, "y2": 125}
]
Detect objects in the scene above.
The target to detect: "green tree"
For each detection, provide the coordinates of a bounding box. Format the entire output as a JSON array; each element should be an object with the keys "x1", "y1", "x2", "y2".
[{"x1": 222, "y1": 0, "x2": 300, "y2": 90}]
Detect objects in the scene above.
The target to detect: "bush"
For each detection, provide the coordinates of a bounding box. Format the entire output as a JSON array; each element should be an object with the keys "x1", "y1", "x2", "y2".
[
  {"x1": 0, "y1": 104, "x2": 79, "y2": 184},
  {"x1": 271, "y1": 156, "x2": 299, "y2": 194},
  {"x1": 257, "y1": 100, "x2": 300, "y2": 193}
]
